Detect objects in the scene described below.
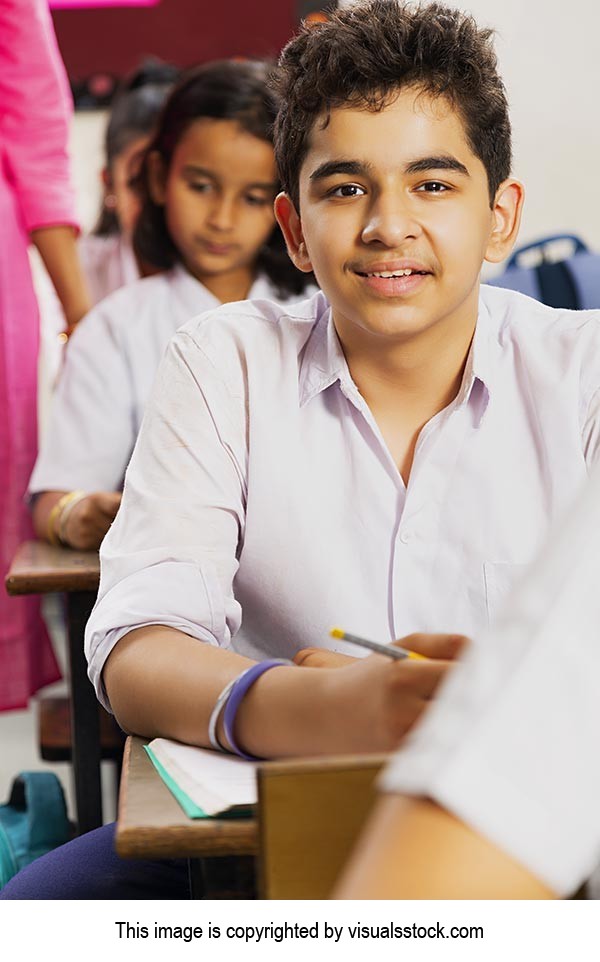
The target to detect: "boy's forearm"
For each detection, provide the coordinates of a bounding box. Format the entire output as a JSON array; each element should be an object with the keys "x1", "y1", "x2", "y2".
[
  {"x1": 31, "y1": 225, "x2": 91, "y2": 330},
  {"x1": 103, "y1": 627, "x2": 456, "y2": 757},
  {"x1": 103, "y1": 625, "x2": 337, "y2": 757},
  {"x1": 335, "y1": 795, "x2": 556, "y2": 899}
]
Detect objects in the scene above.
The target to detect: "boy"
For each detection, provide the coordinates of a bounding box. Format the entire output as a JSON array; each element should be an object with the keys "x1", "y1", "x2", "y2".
[{"x1": 5, "y1": 0, "x2": 600, "y2": 899}]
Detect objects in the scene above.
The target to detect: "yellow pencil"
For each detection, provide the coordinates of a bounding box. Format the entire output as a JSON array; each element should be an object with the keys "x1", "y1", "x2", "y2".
[{"x1": 330, "y1": 627, "x2": 428, "y2": 661}]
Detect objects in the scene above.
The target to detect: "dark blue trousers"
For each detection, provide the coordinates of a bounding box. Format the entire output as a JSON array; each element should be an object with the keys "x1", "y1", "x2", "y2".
[{"x1": 0, "y1": 822, "x2": 190, "y2": 899}]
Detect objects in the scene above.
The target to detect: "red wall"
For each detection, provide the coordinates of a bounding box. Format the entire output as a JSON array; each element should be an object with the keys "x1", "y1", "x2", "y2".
[{"x1": 51, "y1": 0, "x2": 296, "y2": 81}]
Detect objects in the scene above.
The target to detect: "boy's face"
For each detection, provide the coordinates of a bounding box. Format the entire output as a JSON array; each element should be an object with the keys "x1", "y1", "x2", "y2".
[{"x1": 276, "y1": 88, "x2": 522, "y2": 346}]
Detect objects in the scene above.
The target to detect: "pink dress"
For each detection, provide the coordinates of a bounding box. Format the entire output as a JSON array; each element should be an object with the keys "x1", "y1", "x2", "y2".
[{"x1": 0, "y1": 0, "x2": 79, "y2": 709}]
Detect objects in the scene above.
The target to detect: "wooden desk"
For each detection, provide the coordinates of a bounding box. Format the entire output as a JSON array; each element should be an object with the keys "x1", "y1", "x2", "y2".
[
  {"x1": 117, "y1": 736, "x2": 387, "y2": 899},
  {"x1": 5, "y1": 540, "x2": 102, "y2": 834},
  {"x1": 117, "y1": 737, "x2": 257, "y2": 897}
]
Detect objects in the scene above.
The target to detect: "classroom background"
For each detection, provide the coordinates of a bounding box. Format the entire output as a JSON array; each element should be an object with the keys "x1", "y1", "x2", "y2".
[{"x1": 1, "y1": 0, "x2": 599, "y2": 832}]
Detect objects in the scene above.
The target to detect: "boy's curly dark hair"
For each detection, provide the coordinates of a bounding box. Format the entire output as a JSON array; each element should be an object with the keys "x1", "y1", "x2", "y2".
[
  {"x1": 133, "y1": 59, "x2": 312, "y2": 298},
  {"x1": 273, "y1": 0, "x2": 511, "y2": 209}
]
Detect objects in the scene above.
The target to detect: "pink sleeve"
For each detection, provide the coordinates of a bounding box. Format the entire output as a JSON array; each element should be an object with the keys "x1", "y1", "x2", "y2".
[{"x1": 0, "y1": 0, "x2": 79, "y2": 233}]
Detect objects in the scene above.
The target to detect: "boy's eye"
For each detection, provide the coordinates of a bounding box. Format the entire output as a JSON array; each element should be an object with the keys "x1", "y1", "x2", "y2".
[
  {"x1": 328, "y1": 183, "x2": 366, "y2": 198},
  {"x1": 414, "y1": 181, "x2": 450, "y2": 193}
]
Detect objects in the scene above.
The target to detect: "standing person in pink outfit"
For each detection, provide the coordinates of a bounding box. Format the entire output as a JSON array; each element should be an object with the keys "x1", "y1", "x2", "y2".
[{"x1": 0, "y1": 0, "x2": 91, "y2": 710}]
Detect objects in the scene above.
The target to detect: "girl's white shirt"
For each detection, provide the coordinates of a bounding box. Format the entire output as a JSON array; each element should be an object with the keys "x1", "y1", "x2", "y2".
[{"x1": 29, "y1": 264, "x2": 313, "y2": 493}]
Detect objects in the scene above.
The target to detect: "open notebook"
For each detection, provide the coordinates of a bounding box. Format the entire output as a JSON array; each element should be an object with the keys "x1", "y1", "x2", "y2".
[{"x1": 144, "y1": 738, "x2": 257, "y2": 819}]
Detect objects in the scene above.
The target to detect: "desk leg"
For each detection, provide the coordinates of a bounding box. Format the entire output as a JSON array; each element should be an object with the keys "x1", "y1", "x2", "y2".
[
  {"x1": 187, "y1": 860, "x2": 206, "y2": 899},
  {"x1": 188, "y1": 857, "x2": 256, "y2": 899},
  {"x1": 66, "y1": 590, "x2": 102, "y2": 835}
]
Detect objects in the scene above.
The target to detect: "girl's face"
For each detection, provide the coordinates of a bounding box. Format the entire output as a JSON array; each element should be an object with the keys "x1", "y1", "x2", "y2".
[{"x1": 151, "y1": 118, "x2": 278, "y2": 296}]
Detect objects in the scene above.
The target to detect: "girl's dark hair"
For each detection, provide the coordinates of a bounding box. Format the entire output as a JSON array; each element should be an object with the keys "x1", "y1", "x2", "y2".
[
  {"x1": 273, "y1": 0, "x2": 512, "y2": 210},
  {"x1": 133, "y1": 59, "x2": 311, "y2": 298},
  {"x1": 94, "y1": 59, "x2": 179, "y2": 236}
]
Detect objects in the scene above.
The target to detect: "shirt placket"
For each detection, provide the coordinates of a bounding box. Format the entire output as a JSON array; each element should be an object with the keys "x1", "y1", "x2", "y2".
[{"x1": 340, "y1": 376, "x2": 482, "y2": 640}]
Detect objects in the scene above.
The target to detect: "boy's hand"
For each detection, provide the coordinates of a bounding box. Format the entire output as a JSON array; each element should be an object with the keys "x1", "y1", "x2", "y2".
[
  {"x1": 293, "y1": 647, "x2": 355, "y2": 668},
  {"x1": 323, "y1": 633, "x2": 469, "y2": 752},
  {"x1": 62, "y1": 492, "x2": 122, "y2": 550},
  {"x1": 293, "y1": 632, "x2": 467, "y2": 669}
]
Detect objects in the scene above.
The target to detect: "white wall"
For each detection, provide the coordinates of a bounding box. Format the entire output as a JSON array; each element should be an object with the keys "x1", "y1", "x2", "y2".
[
  {"x1": 340, "y1": 0, "x2": 600, "y2": 256},
  {"x1": 461, "y1": 0, "x2": 600, "y2": 255}
]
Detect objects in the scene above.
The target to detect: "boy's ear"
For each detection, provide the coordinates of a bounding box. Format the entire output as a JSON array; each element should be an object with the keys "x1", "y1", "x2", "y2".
[
  {"x1": 485, "y1": 179, "x2": 525, "y2": 264},
  {"x1": 147, "y1": 151, "x2": 168, "y2": 206},
  {"x1": 274, "y1": 192, "x2": 313, "y2": 273}
]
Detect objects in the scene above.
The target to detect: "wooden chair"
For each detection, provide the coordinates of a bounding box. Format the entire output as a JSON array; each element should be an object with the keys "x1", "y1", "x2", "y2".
[
  {"x1": 257, "y1": 754, "x2": 388, "y2": 899},
  {"x1": 38, "y1": 695, "x2": 124, "y2": 763}
]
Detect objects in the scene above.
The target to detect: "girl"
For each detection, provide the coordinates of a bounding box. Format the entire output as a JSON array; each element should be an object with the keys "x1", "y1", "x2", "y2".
[
  {"x1": 80, "y1": 59, "x2": 179, "y2": 304},
  {"x1": 29, "y1": 59, "x2": 315, "y2": 550},
  {"x1": 35, "y1": 60, "x2": 176, "y2": 422}
]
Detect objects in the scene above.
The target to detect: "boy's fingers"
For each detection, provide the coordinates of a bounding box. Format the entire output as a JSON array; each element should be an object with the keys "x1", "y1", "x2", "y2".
[{"x1": 393, "y1": 632, "x2": 470, "y2": 660}]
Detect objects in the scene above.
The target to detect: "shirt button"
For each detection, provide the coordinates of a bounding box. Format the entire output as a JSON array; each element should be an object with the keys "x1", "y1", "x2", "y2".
[{"x1": 399, "y1": 530, "x2": 410, "y2": 544}]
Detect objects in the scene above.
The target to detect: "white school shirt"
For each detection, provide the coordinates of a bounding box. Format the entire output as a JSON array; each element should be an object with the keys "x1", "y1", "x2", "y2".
[
  {"x1": 29, "y1": 264, "x2": 307, "y2": 494},
  {"x1": 381, "y1": 457, "x2": 600, "y2": 897},
  {"x1": 85, "y1": 285, "x2": 600, "y2": 708},
  {"x1": 78, "y1": 233, "x2": 139, "y2": 306}
]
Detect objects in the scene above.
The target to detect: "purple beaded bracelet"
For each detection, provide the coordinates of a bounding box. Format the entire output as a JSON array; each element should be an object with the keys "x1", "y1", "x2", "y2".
[{"x1": 222, "y1": 659, "x2": 289, "y2": 760}]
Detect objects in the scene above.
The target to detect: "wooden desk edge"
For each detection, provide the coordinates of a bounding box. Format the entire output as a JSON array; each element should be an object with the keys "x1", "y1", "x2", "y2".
[
  {"x1": 5, "y1": 570, "x2": 100, "y2": 595},
  {"x1": 116, "y1": 737, "x2": 257, "y2": 860},
  {"x1": 5, "y1": 540, "x2": 100, "y2": 595}
]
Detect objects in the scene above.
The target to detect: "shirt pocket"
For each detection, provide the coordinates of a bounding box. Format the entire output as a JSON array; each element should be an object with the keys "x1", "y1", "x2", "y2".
[{"x1": 483, "y1": 561, "x2": 529, "y2": 625}]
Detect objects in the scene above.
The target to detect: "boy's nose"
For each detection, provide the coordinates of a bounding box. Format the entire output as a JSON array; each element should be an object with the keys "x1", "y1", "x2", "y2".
[{"x1": 361, "y1": 194, "x2": 422, "y2": 247}]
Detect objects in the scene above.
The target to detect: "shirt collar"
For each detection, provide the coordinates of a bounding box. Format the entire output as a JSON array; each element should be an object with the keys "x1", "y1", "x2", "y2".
[
  {"x1": 299, "y1": 290, "x2": 497, "y2": 424},
  {"x1": 454, "y1": 291, "x2": 497, "y2": 427},
  {"x1": 299, "y1": 298, "x2": 353, "y2": 407}
]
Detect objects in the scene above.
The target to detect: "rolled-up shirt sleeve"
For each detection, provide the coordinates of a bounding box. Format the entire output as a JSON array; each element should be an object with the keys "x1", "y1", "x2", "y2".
[
  {"x1": 85, "y1": 325, "x2": 247, "y2": 710},
  {"x1": 381, "y1": 465, "x2": 600, "y2": 897}
]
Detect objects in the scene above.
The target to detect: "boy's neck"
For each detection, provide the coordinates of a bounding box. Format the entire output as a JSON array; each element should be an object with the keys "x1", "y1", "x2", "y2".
[{"x1": 336, "y1": 304, "x2": 479, "y2": 483}]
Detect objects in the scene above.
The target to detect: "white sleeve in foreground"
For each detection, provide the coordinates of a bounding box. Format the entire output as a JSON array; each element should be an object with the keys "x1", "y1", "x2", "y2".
[{"x1": 382, "y1": 466, "x2": 600, "y2": 896}]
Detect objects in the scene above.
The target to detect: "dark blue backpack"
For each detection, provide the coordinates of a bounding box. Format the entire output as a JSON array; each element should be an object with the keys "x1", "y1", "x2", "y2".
[
  {"x1": 0, "y1": 772, "x2": 71, "y2": 889},
  {"x1": 488, "y1": 234, "x2": 600, "y2": 309}
]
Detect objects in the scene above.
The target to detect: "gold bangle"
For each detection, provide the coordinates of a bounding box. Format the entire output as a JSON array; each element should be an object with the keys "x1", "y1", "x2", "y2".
[
  {"x1": 46, "y1": 490, "x2": 86, "y2": 546},
  {"x1": 58, "y1": 490, "x2": 88, "y2": 546}
]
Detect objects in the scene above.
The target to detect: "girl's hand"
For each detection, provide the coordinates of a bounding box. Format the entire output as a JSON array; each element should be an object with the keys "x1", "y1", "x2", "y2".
[{"x1": 62, "y1": 492, "x2": 122, "y2": 550}]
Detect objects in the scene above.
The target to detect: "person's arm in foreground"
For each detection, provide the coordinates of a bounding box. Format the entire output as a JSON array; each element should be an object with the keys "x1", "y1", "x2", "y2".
[
  {"x1": 336, "y1": 795, "x2": 553, "y2": 899},
  {"x1": 336, "y1": 458, "x2": 600, "y2": 899}
]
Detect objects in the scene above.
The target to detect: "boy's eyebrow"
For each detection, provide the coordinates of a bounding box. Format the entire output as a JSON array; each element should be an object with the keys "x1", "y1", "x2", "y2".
[
  {"x1": 308, "y1": 156, "x2": 469, "y2": 184},
  {"x1": 404, "y1": 155, "x2": 469, "y2": 176},
  {"x1": 309, "y1": 159, "x2": 374, "y2": 182}
]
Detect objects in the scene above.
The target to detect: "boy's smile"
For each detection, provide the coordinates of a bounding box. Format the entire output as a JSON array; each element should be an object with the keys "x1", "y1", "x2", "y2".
[{"x1": 276, "y1": 87, "x2": 522, "y2": 352}]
